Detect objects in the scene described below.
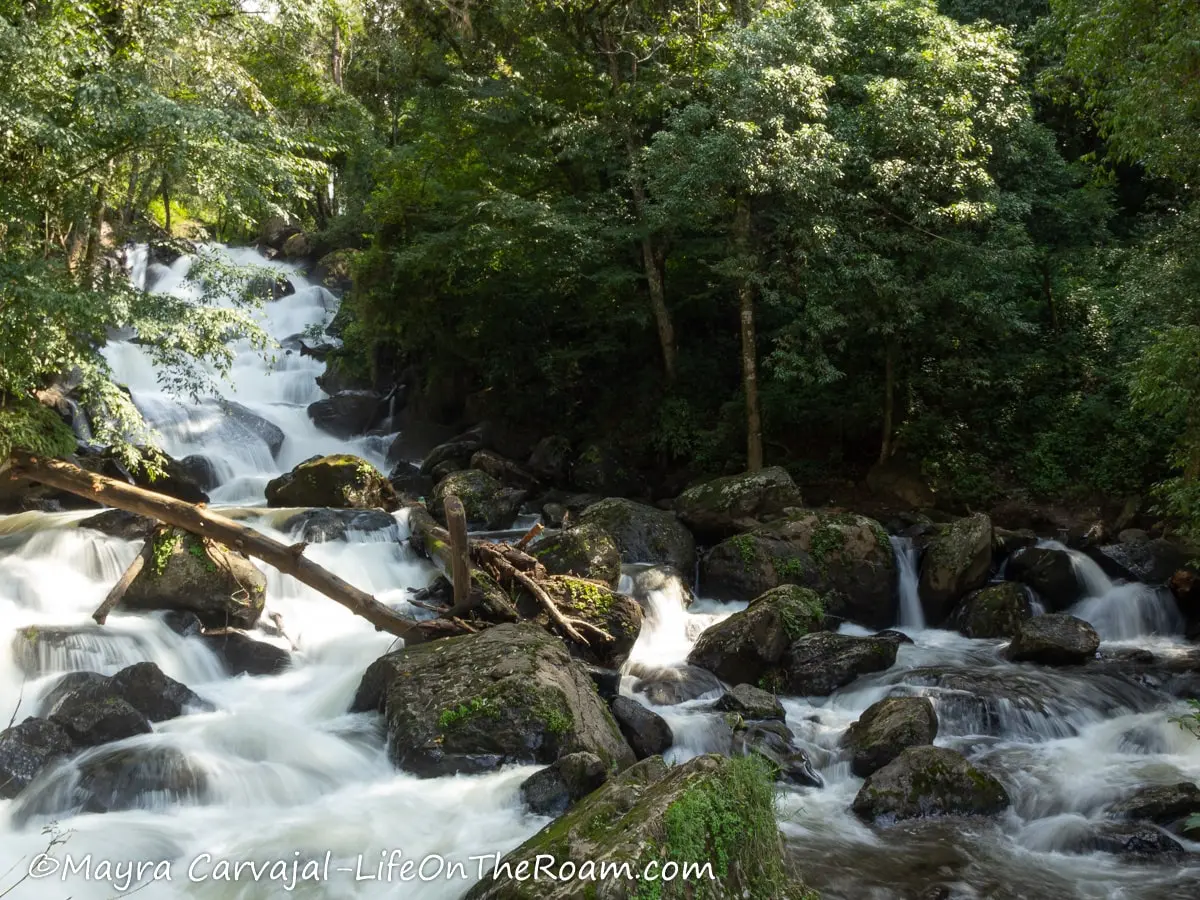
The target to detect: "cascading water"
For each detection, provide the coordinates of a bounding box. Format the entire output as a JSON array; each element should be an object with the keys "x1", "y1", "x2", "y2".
[{"x1": 2, "y1": 244, "x2": 1200, "y2": 899}]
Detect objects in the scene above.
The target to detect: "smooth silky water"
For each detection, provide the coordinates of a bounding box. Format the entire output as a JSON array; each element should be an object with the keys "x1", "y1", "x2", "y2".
[{"x1": 2, "y1": 246, "x2": 1200, "y2": 898}]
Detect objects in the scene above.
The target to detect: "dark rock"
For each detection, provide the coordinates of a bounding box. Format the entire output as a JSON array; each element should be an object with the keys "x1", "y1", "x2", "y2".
[
  {"x1": 266, "y1": 455, "x2": 398, "y2": 510},
  {"x1": 1108, "y1": 782, "x2": 1200, "y2": 832},
  {"x1": 610, "y1": 697, "x2": 673, "y2": 759},
  {"x1": 699, "y1": 509, "x2": 895, "y2": 628},
  {"x1": 122, "y1": 528, "x2": 266, "y2": 629},
  {"x1": 259, "y1": 217, "x2": 301, "y2": 250},
  {"x1": 471, "y1": 449, "x2": 540, "y2": 491},
  {"x1": 865, "y1": 459, "x2": 935, "y2": 508},
  {"x1": 201, "y1": 632, "x2": 291, "y2": 677},
  {"x1": 842, "y1": 697, "x2": 938, "y2": 777},
  {"x1": 874, "y1": 629, "x2": 915, "y2": 645},
  {"x1": 731, "y1": 721, "x2": 822, "y2": 787},
  {"x1": 570, "y1": 444, "x2": 641, "y2": 496},
  {"x1": 516, "y1": 576, "x2": 643, "y2": 672},
  {"x1": 178, "y1": 454, "x2": 220, "y2": 491},
  {"x1": 217, "y1": 399, "x2": 286, "y2": 458},
  {"x1": 77, "y1": 509, "x2": 156, "y2": 540},
  {"x1": 630, "y1": 665, "x2": 724, "y2": 706},
  {"x1": 716, "y1": 683, "x2": 786, "y2": 721},
  {"x1": 387, "y1": 460, "x2": 434, "y2": 500},
  {"x1": 993, "y1": 527, "x2": 1037, "y2": 564},
  {"x1": 918, "y1": 513, "x2": 993, "y2": 624},
  {"x1": 949, "y1": 582, "x2": 1033, "y2": 639},
  {"x1": 431, "y1": 469, "x2": 524, "y2": 530},
  {"x1": 577, "y1": 498, "x2": 696, "y2": 578},
  {"x1": 108, "y1": 662, "x2": 210, "y2": 721},
  {"x1": 1005, "y1": 547, "x2": 1084, "y2": 611},
  {"x1": 851, "y1": 746, "x2": 1010, "y2": 824},
  {"x1": 1006, "y1": 614, "x2": 1100, "y2": 666},
  {"x1": 37, "y1": 672, "x2": 111, "y2": 718},
  {"x1": 75, "y1": 745, "x2": 206, "y2": 814},
  {"x1": 316, "y1": 354, "x2": 372, "y2": 395},
  {"x1": 519, "y1": 751, "x2": 608, "y2": 817},
  {"x1": 0, "y1": 718, "x2": 75, "y2": 799},
  {"x1": 282, "y1": 507, "x2": 398, "y2": 542},
  {"x1": 530, "y1": 523, "x2": 622, "y2": 588},
  {"x1": 10, "y1": 626, "x2": 154, "y2": 677},
  {"x1": 281, "y1": 231, "x2": 313, "y2": 259},
  {"x1": 688, "y1": 585, "x2": 825, "y2": 686},
  {"x1": 356, "y1": 623, "x2": 635, "y2": 777},
  {"x1": 1089, "y1": 823, "x2": 1185, "y2": 858},
  {"x1": 585, "y1": 666, "x2": 622, "y2": 703},
  {"x1": 527, "y1": 435, "x2": 572, "y2": 483},
  {"x1": 129, "y1": 452, "x2": 209, "y2": 504},
  {"x1": 1087, "y1": 538, "x2": 1188, "y2": 585},
  {"x1": 161, "y1": 610, "x2": 204, "y2": 637},
  {"x1": 307, "y1": 390, "x2": 383, "y2": 439},
  {"x1": 778, "y1": 632, "x2": 898, "y2": 696},
  {"x1": 675, "y1": 467, "x2": 804, "y2": 539},
  {"x1": 49, "y1": 683, "x2": 152, "y2": 748},
  {"x1": 421, "y1": 438, "x2": 483, "y2": 476},
  {"x1": 312, "y1": 249, "x2": 357, "y2": 290}
]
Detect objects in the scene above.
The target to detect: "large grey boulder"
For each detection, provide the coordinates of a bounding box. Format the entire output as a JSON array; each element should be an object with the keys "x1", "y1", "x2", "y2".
[
  {"x1": 675, "y1": 467, "x2": 803, "y2": 539},
  {"x1": 577, "y1": 498, "x2": 695, "y2": 576},
  {"x1": 776, "y1": 632, "x2": 898, "y2": 696},
  {"x1": 1006, "y1": 614, "x2": 1100, "y2": 666},
  {"x1": 918, "y1": 513, "x2": 992, "y2": 624},
  {"x1": 266, "y1": 455, "x2": 398, "y2": 510},
  {"x1": 842, "y1": 696, "x2": 938, "y2": 777},
  {"x1": 852, "y1": 746, "x2": 1010, "y2": 824}
]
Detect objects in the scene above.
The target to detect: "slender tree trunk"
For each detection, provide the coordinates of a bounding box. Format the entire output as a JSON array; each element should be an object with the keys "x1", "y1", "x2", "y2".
[
  {"x1": 1041, "y1": 260, "x2": 1059, "y2": 332},
  {"x1": 331, "y1": 21, "x2": 344, "y2": 88},
  {"x1": 82, "y1": 176, "x2": 108, "y2": 287},
  {"x1": 162, "y1": 178, "x2": 171, "y2": 235},
  {"x1": 880, "y1": 341, "x2": 896, "y2": 464},
  {"x1": 734, "y1": 194, "x2": 762, "y2": 472}
]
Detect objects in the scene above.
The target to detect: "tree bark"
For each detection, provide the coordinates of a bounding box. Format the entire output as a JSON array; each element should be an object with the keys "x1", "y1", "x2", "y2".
[
  {"x1": 444, "y1": 495, "x2": 471, "y2": 612},
  {"x1": 734, "y1": 194, "x2": 763, "y2": 472},
  {"x1": 7, "y1": 452, "x2": 425, "y2": 641},
  {"x1": 879, "y1": 340, "x2": 896, "y2": 464},
  {"x1": 92, "y1": 539, "x2": 153, "y2": 624},
  {"x1": 82, "y1": 173, "x2": 109, "y2": 287}
]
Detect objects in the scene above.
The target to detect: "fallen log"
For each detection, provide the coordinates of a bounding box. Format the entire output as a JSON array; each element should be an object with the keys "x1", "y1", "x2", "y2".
[
  {"x1": 8, "y1": 451, "x2": 427, "y2": 641},
  {"x1": 444, "y1": 495, "x2": 472, "y2": 613},
  {"x1": 92, "y1": 538, "x2": 154, "y2": 624}
]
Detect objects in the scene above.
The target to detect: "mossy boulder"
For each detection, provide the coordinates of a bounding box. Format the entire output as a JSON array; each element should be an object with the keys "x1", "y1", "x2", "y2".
[
  {"x1": 121, "y1": 529, "x2": 266, "y2": 629},
  {"x1": 1107, "y1": 783, "x2": 1200, "y2": 837},
  {"x1": 577, "y1": 498, "x2": 696, "y2": 578},
  {"x1": 520, "y1": 752, "x2": 608, "y2": 818},
  {"x1": 842, "y1": 697, "x2": 938, "y2": 777},
  {"x1": 265, "y1": 454, "x2": 398, "y2": 510},
  {"x1": 1005, "y1": 546, "x2": 1085, "y2": 611},
  {"x1": 313, "y1": 248, "x2": 358, "y2": 289},
  {"x1": 531, "y1": 523, "x2": 622, "y2": 588},
  {"x1": 688, "y1": 585, "x2": 825, "y2": 686},
  {"x1": 918, "y1": 513, "x2": 993, "y2": 624},
  {"x1": 516, "y1": 576, "x2": 643, "y2": 671},
  {"x1": 307, "y1": 390, "x2": 383, "y2": 438},
  {"x1": 1005, "y1": 613, "x2": 1100, "y2": 666},
  {"x1": 466, "y1": 754, "x2": 813, "y2": 900},
  {"x1": 675, "y1": 467, "x2": 804, "y2": 539},
  {"x1": 431, "y1": 468, "x2": 525, "y2": 530},
  {"x1": 776, "y1": 632, "x2": 898, "y2": 696},
  {"x1": 351, "y1": 623, "x2": 635, "y2": 777},
  {"x1": 731, "y1": 720, "x2": 822, "y2": 788},
  {"x1": 716, "y1": 683, "x2": 786, "y2": 721},
  {"x1": 471, "y1": 448, "x2": 541, "y2": 491},
  {"x1": 948, "y1": 582, "x2": 1033, "y2": 639},
  {"x1": 851, "y1": 746, "x2": 1010, "y2": 825},
  {"x1": 700, "y1": 509, "x2": 895, "y2": 628}
]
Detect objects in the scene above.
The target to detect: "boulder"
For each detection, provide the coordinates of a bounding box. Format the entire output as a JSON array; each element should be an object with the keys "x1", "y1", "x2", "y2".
[
  {"x1": 1088, "y1": 823, "x2": 1185, "y2": 858},
  {"x1": 178, "y1": 454, "x2": 220, "y2": 491},
  {"x1": 577, "y1": 498, "x2": 696, "y2": 577},
  {"x1": 842, "y1": 697, "x2": 938, "y2": 777},
  {"x1": 1005, "y1": 546, "x2": 1084, "y2": 611},
  {"x1": 388, "y1": 461, "x2": 435, "y2": 500},
  {"x1": 675, "y1": 466, "x2": 804, "y2": 539},
  {"x1": 531, "y1": 523, "x2": 622, "y2": 588},
  {"x1": 307, "y1": 390, "x2": 382, "y2": 439},
  {"x1": 1087, "y1": 538, "x2": 1188, "y2": 585},
  {"x1": 570, "y1": 444, "x2": 641, "y2": 497},
  {"x1": 1107, "y1": 782, "x2": 1200, "y2": 834},
  {"x1": 465, "y1": 754, "x2": 805, "y2": 900},
  {"x1": 281, "y1": 231, "x2": 312, "y2": 259},
  {"x1": 421, "y1": 437, "x2": 484, "y2": 476},
  {"x1": 107, "y1": 662, "x2": 210, "y2": 722},
  {"x1": 918, "y1": 513, "x2": 992, "y2": 624},
  {"x1": 776, "y1": 632, "x2": 898, "y2": 696},
  {"x1": 630, "y1": 665, "x2": 723, "y2": 706},
  {"x1": 993, "y1": 527, "x2": 1037, "y2": 564},
  {"x1": 430, "y1": 469, "x2": 525, "y2": 530},
  {"x1": 471, "y1": 449, "x2": 540, "y2": 491},
  {"x1": 265, "y1": 455, "x2": 398, "y2": 510},
  {"x1": 49, "y1": 682, "x2": 152, "y2": 748},
  {"x1": 10, "y1": 626, "x2": 155, "y2": 677},
  {"x1": 259, "y1": 217, "x2": 301, "y2": 250},
  {"x1": 0, "y1": 718, "x2": 75, "y2": 799},
  {"x1": 851, "y1": 746, "x2": 1010, "y2": 824},
  {"x1": 130, "y1": 452, "x2": 209, "y2": 504},
  {"x1": 312, "y1": 249, "x2": 358, "y2": 290},
  {"x1": 527, "y1": 435, "x2": 572, "y2": 483},
  {"x1": 217, "y1": 399, "x2": 285, "y2": 458},
  {"x1": 315, "y1": 353, "x2": 373, "y2": 395},
  {"x1": 699, "y1": 510, "x2": 895, "y2": 628},
  {"x1": 352, "y1": 623, "x2": 635, "y2": 777},
  {"x1": 517, "y1": 576, "x2": 643, "y2": 671},
  {"x1": 121, "y1": 529, "x2": 266, "y2": 629},
  {"x1": 78, "y1": 509, "x2": 156, "y2": 540},
  {"x1": 200, "y1": 631, "x2": 291, "y2": 677},
  {"x1": 519, "y1": 751, "x2": 608, "y2": 818},
  {"x1": 610, "y1": 697, "x2": 673, "y2": 760},
  {"x1": 1006, "y1": 614, "x2": 1100, "y2": 666},
  {"x1": 948, "y1": 582, "x2": 1033, "y2": 639},
  {"x1": 37, "y1": 672, "x2": 111, "y2": 717},
  {"x1": 715, "y1": 683, "x2": 786, "y2": 721},
  {"x1": 688, "y1": 585, "x2": 825, "y2": 686},
  {"x1": 731, "y1": 720, "x2": 822, "y2": 788},
  {"x1": 282, "y1": 508, "x2": 398, "y2": 542}
]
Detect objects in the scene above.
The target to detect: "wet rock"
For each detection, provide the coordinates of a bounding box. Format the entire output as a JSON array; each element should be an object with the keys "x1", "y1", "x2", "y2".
[
  {"x1": 527, "y1": 435, "x2": 572, "y2": 484},
  {"x1": 307, "y1": 390, "x2": 383, "y2": 439},
  {"x1": 217, "y1": 399, "x2": 285, "y2": 458},
  {"x1": 266, "y1": 455, "x2": 398, "y2": 510},
  {"x1": 918, "y1": 513, "x2": 992, "y2": 624},
  {"x1": 178, "y1": 454, "x2": 220, "y2": 491},
  {"x1": 108, "y1": 662, "x2": 210, "y2": 721},
  {"x1": 1088, "y1": 823, "x2": 1185, "y2": 858},
  {"x1": 1087, "y1": 538, "x2": 1188, "y2": 585},
  {"x1": 122, "y1": 528, "x2": 265, "y2": 629},
  {"x1": 610, "y1": 697, "x2": 673, "y2": 760},
  {"x1": 201, "y1": 631, "x2": 291, "y2": 677},
  {"x1": 700, "y1": 509, "x2": 895, "y2": 628},
  {"x1": 471, "y1": 449, "x2": 540, "y2": 491},
  {"x1": 515, "y1": 576, "x2": 643, "y2": 671},
  {"x1": 777, "y1": 632, "x2": 898, "y2": 696},
  {"x1": 0, "y1": 718, "x2": 75, "y2": 799},
  {"x1": 259, "y1": 217, "x2": 301, "y2": 250},
  {"x1": 1006, "y1": 614, "x2": 1100, "y2": 666},
  {"x1": 1108, "y1": 782, "x2": 1200, "y2": 833},
  {"x1": 281, "y1": 231, "x2": 313, "y2": 259},
  {"x1": 282, "y1": 507, "x2": 398, "y2": 542},
  {"x1": 842, "y1": 697, "x2": 938, "y2": 777},
  {"x1": 530, "y1": 523, "x2": 622, "y2": 588},
  {"x1": 716, "y1": 683, "x2": 786, "y2": 721},
  {"x1": 570, "y1": 444, "x2": 641, "y2": 497},
  {"x1": 421, "y1": 437, "x2": 484, "y2": 476},
  {"x1": 874, "y1": 629, "x2": 915, "y2": 645},
  {"x1": 688, "y1": 585, "x2": 825, "y2": 686},
  {"x1": 520, "y1": 751, "x2": 608, "y2": 817},
  {"x1": 431, "y1": 469, "x2": 524, "y2": 530},
  {"x1": 10, "y1": 626, "x2": 156, "y2": 677},
  {"x1": 49, "y1": 682, "x2": 152, "y2": 748},
  {"x1": 466, "y1": 754, "x2": 801, "y2": 900},
  {"x1": 576, "y1": 498, "x2": 695, "y2": 578},
  {"x1": 37, "y1": 672, "x2": 111, "y2": 717},
  {"x1": 630, "y1": 665, "x2": 723, "y2": 706},
  {"x1": 993, "y1": 527, "x2": 1037, "y2": 564},
  {"x1": 315, "y1": 353, "x2": 372, "y2": 395},
  {"x1": 732, "y1": 720, "x2": 822, "y2": 788},
  {"x1": 74, "y1": 745, "x2": 207, "y2": 813},
  {"x1": 852, "y1": 746, "x2": 1009, "y2": 824},
  {"x1": 948, "y1": 582, "x2": 1033, "y2": 639},
  {"x1": 675, "y1": 467, "x2": 804, "y2": 540},
  {"x1": 1005, "y1": 546, "x2": 1084, "y2": 611},
  {"x1": 356, "y1": 623, "x2": 635, "y2": 777},
  {"x1": 387, "y1": 460, "x2": 434, "y2": 500},
  {"x1": 128, "y1": 452, "x2": 209, "y2": 504},
  {"x1": 585, "y1": 666, "x2": 622, "y2": 703},
  {"x1": 77, "y1": 509, "x2": 156, "y2": 540}
]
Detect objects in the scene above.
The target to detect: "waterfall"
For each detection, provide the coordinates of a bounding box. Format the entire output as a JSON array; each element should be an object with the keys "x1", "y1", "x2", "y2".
[{"x1": 890, "y1": 535, "x2": 925, "y2": 630}]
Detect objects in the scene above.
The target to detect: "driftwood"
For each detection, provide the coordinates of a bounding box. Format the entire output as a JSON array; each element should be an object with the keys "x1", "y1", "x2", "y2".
[
  {"x1": 8, "y1": 451, "x2": 427, "y2": 641},
  {"x1": 443, "y1": 495, "x2": 473, "y2": 614},
  {"x1": 92, "y1": 538, "x2": 154, "y2": 624}
]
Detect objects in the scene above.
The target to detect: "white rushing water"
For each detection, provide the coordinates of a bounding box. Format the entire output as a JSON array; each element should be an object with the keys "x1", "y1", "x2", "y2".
[{"x1": 2, "y1": 245, "x2": 1200, "y2": 899}]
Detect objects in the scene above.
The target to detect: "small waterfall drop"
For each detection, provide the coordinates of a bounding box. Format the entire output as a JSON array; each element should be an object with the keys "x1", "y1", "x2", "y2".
[{"x1": 890, "y1": 535, "x2": 925, "y2": 630}]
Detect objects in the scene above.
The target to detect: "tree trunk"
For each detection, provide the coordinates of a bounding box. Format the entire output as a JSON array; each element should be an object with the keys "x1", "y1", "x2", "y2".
[
  {"x1": 6, "y1": 451, "x2": 426, "y2": 642},
  {"x1": 444, "y1": 495, "x2": 471, "y2": 612},
  {"x1": 82, "y1": 175, "x2": 108, "y2": 287},
  {"x1": 879, "y1": 341, "x2": 896, "y2": 464},
  {"x1": 331, "y1": 20, "x2": 344, "y2": 88},
  {"x1": 734, "y1": 194, "x2": 763, "y2": 472},
  {"x1": 163, "y1": 178, "x2": 171, "y2": 235}
]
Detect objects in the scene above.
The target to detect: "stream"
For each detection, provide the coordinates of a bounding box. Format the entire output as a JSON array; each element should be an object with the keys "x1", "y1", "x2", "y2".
[{"x1": 2, "y1": 246, "x2": 1199, "y2": 899}]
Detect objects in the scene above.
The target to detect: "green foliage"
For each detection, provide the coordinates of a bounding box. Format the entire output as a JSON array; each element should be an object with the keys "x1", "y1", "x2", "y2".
[
  {"x1": 437, "y1": 697, "x2": 499, "y2": 730},
  {"x1": 151, "y1": 530, "x2": 182, "y2": 576}
]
